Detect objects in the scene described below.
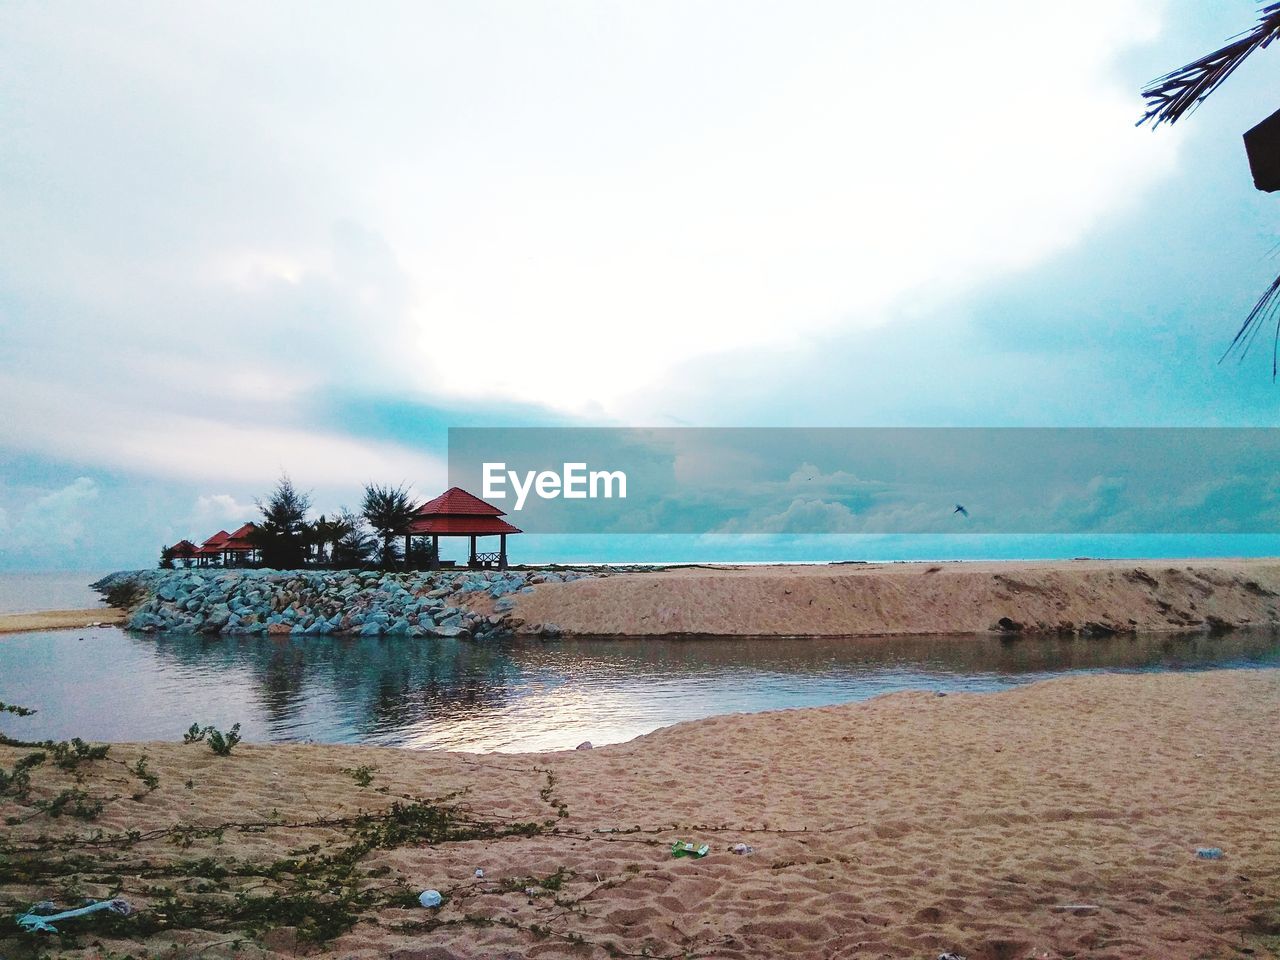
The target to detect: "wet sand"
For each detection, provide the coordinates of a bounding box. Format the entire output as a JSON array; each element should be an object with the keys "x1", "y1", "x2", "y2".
[
  {"x1": 2, "y1": 669, "x2": 1277, "y2": 959},
  {"x1": 0, "y1": 607, "x2": 123, "y2": 634},
  {"x1": 510, "y1": 558, "x2": 1280, "y2": 637}
]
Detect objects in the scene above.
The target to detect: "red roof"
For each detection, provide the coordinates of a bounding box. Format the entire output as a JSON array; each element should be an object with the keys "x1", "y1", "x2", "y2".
[
  {"x1": 414, "y1": 487, "x2": 507, "y2": 518},
  {"x1": 407, "y1": 514, "x2": 522, "y2": 535},
  {"x1": 171, "y1": 539, "x2": 199, "y2": 558},
  {"x1": 200, "y1": 530, "x2": 231, "y2": 552},
  {"x1": 223, "y1": 522, "x2": 257, "y2": 551}
]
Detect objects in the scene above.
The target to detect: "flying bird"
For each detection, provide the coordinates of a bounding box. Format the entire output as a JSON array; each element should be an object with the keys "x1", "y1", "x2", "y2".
[{"x1": 953, "y1": 504, "x2": 968, "y2": 517}]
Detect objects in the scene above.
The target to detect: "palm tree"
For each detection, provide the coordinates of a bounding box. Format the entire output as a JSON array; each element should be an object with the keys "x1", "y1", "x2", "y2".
[
  {"x1": 331, "y1": 509, "x2": 375, "y2": 568},
  {"x1": 1140, "y1": 3, "x2": 1280, "y2": 374},
  {"x1": 360, "y1": 483, "x2": 418, "y2": 569}
]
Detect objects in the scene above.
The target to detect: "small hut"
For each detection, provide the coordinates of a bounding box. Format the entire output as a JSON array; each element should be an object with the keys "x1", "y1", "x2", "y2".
[
  {"x1": 170, "y1": 539, "x2": 199, "y2": 567},
  {"x1": 196, "y1": 530, "x2": 230, "y2": 567},
  {"x1": 222, "y1": 522, "x2": 259, "y2": 568},
  {"x1": 405, "y1": 487, "x2": 521, "y2": 570}
]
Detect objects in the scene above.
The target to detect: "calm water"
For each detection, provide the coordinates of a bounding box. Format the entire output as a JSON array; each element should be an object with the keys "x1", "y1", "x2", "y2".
[
  {"x1": 0, "y1": 571, "x2": 111, "y2": 613},
  {"x1": 2, "y1": 627, "x2": 1277, "y2": 752}
]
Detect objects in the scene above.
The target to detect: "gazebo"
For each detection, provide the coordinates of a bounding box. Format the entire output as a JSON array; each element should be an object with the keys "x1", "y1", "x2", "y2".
[
  {"x1": 196, "y1": 530, "x2": 230, "y2": 567},
  {"x1": 170, "y1": 539, "x2": 199, "y2": 566},
  {"x1": 404, "y1": 487, "x2": 521, "y2": 570},
  {"x1": 222, "y1": 522, "x2": 259, "y2": 567}
]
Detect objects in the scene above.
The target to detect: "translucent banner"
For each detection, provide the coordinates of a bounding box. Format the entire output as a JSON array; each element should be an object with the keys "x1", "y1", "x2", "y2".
[{"x1": 447, "y1": 428, "x2": 1280, "y2": 534}]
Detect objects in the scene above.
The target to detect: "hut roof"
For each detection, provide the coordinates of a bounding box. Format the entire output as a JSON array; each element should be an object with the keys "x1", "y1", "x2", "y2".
[
  {"x1": 414, "y1": 486, "x2": 507, "y2": 518},
  {"x1": 407, "y1": 514, "x2": 522, "y2": 536},
  {"x1": 170, "y1": 539, "x2": 199, "y2": 558},
  {"x1": 407, "y1": 487, "x2": 521, "y2": 536},
  {"x1": 223, "y1": 522, "x2": 257, "y2": 551},
  {"x1": 200, "y1": 530, "x2": 231, "y2": 552}
]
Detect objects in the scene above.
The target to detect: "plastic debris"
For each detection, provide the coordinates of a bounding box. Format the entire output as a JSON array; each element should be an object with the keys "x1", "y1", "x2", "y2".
[
  {"x1": 1050, "y1": 904, "x2": 1099, "y2": 912},
  {"x1": 671, "y1": 840, "x2": 711, "y2": 859},
  {"x1": 474, "y1": 868, "x2": 485, "y2": 879},
  {"x1": 16, "y1": 898, "x2": 134, "y2": 933},
  {"x1": 418, "y1": 889, "x2": 443, "y2": 908},
  {"x1": 730, "y1": 843, "x2": 754, "y2": 855},
  {"x1": 1195, "y1": 847, "x2": 1224, "y2": 860},
  {"x1": 937, "y1": 953, "x2": 967, "y2": 960}
]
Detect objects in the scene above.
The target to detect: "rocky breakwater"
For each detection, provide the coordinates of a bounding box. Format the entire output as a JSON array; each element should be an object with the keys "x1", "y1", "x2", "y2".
[{"x1": 91, "y1": 568, "x2": 594, "y2": 641}]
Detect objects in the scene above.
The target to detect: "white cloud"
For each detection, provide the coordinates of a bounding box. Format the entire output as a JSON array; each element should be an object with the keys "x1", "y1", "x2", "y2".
[
  {"x1": 0, "y1": 374, "x2": 447, "y2": 489},
  {"x1": 4, "y1": 477, "x2": 100, "y2": 552},
  {"x1": 193, "y1": 493, "x2": 255, "y2": 526},
  {"x1": 0, "y1": 0, "x2": 1178, "y2": 444}
]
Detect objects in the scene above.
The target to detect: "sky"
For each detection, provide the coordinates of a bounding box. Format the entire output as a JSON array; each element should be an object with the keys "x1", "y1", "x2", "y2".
[{"x1": 2, "y1": 0, "x2": 1280, "y2": 570}]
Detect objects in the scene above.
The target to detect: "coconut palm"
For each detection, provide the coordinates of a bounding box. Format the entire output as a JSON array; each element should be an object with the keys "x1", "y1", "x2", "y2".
[
  {"x1": 1140, "y1": 3, "x2": 1280, "y2": 374},
  {"x1": 360, "y1": 483, "x2": 418, "y2": 569}
]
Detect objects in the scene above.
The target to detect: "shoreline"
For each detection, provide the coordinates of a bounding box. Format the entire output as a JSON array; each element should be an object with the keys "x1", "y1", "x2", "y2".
[
  {"x1": 0, "y1": 607, "x2": 124, "y2": 634},
  {"x1": 1, "y1": 668, "x2": 1275, "y2": 959}
]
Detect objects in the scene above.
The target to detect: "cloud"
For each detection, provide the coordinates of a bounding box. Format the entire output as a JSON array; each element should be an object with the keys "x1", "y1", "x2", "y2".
[
  {"x1": 0, "y1": 0, "x2": 1176, "y2": 437},
  {"x1": 3, "y1": 477, "x2": 100, "y2": 553},
  {"x1": 193, "y1": 494, "x2": 256, "y2": 526},
  {"x1": 0, "y1": 373, "x2": 447, "y2": 488}
]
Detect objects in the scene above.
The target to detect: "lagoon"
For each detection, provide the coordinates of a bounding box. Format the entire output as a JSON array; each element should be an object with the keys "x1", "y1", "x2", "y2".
[{"x1": 2, "y1": 627, "x2": 1277, "y2": 752}]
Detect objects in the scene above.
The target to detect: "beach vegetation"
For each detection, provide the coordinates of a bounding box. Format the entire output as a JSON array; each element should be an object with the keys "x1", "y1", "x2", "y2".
[
  {"x1": 360, "y1": 483, "x2": 418, "y2": 568},
  {"x1": 182, "y1": 723, "x2": 242, "y2": 756},
  {"x1": 158, "y1": 544, "x2": 176, "y2": 569},
  {"x1": 343, "y1": 764, "x2": 377, "y2": 787},
  {"x1": 330, "y1": 507, "x2": 375, "y2": 568},
  {"x1": 103, "y1": 578, "x2": 146, "y2": 611},
  {"x1": 251, "y1": 474, "x2": 313, "y2": 568}
]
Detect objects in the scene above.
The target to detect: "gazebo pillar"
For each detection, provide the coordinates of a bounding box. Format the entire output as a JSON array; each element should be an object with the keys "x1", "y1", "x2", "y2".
[
  {"x1": 404, "y1": 533, "x2": 411, "y2": 569},
  {"x1": 499, "y1": 533, "x2": 508, "y2": 570},
  {"x1": 431, "y1": 534, "x2": 439, "y2": 570},
  {"x1": 469, "y1": 535, "x2": 477, "y2": 568}
]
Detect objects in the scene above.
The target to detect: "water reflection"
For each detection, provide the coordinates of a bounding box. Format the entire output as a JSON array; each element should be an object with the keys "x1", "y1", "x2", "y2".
[{"x1": 1, "y1": 627, "x2": 1276, "y2": 752}]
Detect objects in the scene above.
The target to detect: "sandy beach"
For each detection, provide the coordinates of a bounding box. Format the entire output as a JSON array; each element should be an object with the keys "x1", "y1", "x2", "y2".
[
  {"x1": 0, "y1": 607, "x2": 124, "y2": 634},
  {"x1": 2, "y1": 668, "x2": 1276, "y2": 959},
  {"x1": 510, "y1": 559, "x2": 1280, "y2": 637}
]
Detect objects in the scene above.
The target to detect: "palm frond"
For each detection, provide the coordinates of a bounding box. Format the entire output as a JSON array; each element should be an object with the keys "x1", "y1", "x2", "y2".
[
  {"x1": 1139, "y1": 2, "x2": 1280, "y2": 128},
  {"x1": 1220, "y1": 271, "x2": 1280, "y2": 378}
]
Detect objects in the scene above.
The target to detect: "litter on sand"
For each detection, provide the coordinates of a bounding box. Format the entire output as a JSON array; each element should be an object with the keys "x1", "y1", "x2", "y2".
[
  {"x1": 730, "y1": 843, "x2": 754, "y2": 855},
  {"x1": 1050, "y1": 904, "x2": 1099, "y2": 912},
  {"x1": 16, "y1": 898, "x2": 134, "y2": 933},
  {"x1": 1195, "y1": 847, "x2": 1225, "y2": 860},
  {"x1": 671, "y1": 840, "x2": 710, "y2": 858},
  {"x1": 418, "y1": 889, "x2": 443, "y2": 908}
]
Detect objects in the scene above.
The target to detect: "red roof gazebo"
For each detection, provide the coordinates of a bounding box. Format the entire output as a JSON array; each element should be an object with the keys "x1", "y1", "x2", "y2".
[
  {"x1": 170, "y1": 539, "x2": 199, "y2": 562},
  {"x1": 405, "y1": 487, "x2": 521, "y2": 569},
  {"x1": 222, "y1": 522, "x2": 259, "y2": 567},
  {"x1": 196, "y1": 530, "x2": 230, "y2": 566}
]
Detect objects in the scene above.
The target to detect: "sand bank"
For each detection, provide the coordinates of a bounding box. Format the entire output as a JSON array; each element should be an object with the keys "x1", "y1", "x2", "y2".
[
  {"x1": 0, "y1": 607, "x2": 123, "y2": 634},
  {"x1": 510, "y1": 558, "x2": 1280, "y2": 637},
  {"x1": 1, "y1": 669, "x2": 1276, "y2": 959}
]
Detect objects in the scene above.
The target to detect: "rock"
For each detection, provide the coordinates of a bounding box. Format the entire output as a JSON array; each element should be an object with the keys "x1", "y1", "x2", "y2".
[
  {"x1": 993, "y1": 617, "x2": 1023, "y2": 633},
  {"x1": 576, "y1": 741, "x2": 593, "y2": 750}
]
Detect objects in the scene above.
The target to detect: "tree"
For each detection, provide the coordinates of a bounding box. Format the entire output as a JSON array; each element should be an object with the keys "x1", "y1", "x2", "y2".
[
  {"x1": 361, "y1": 483, "x2": 418, "y2": 569},
  {"x1": 158, "y1": 545, "x2": 176, "y2": 569},
  {"x1": 252, "y1": 474, "x2": 312, "y2": 569},
  {"x1": 331, "y1": 508, "x2": 375, "y2": 568},
  {"x1": 1140, "y1": 4, "x2": 1280, "y2": 374}
]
